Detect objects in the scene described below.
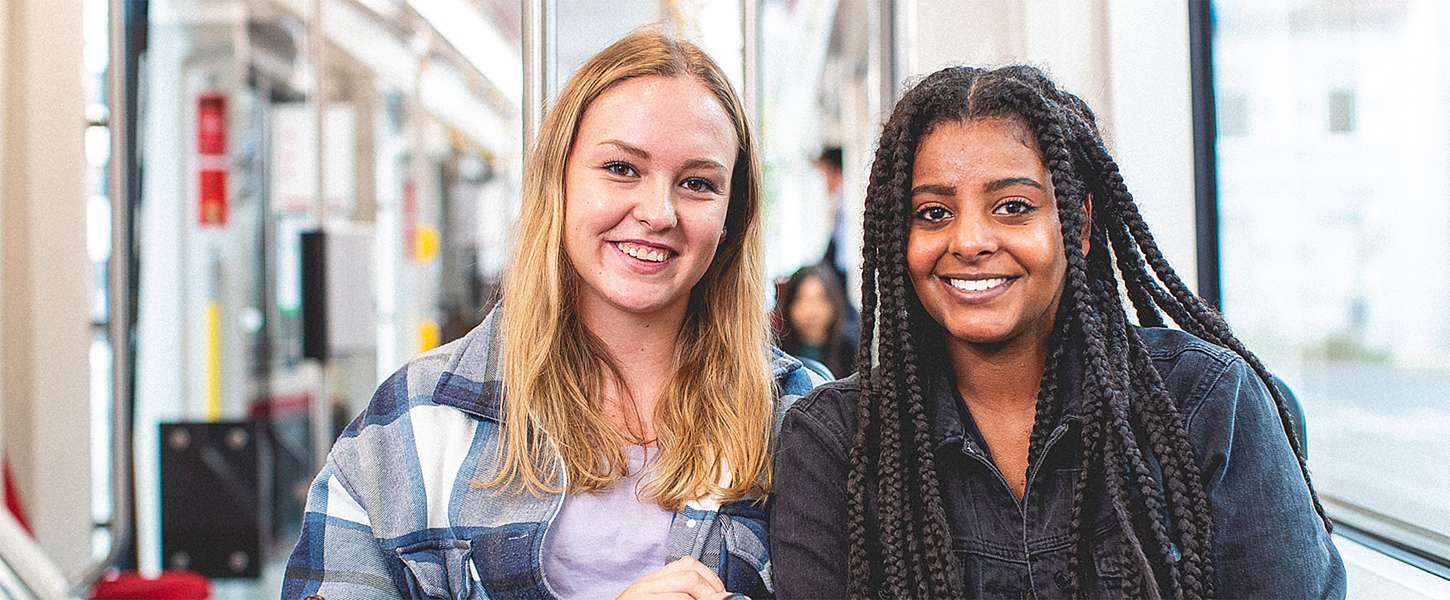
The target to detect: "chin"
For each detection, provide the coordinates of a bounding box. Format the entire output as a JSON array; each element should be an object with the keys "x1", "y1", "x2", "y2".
[
  {"x1": 941, "y1": 318, "x2": 1019, "y2": 347},
  {"x1": 601, "y1": 287, "x2": 679, "y2": 315},
  {"x1": 948, "y1": 330, "x2": 1014, "y2": 347}
]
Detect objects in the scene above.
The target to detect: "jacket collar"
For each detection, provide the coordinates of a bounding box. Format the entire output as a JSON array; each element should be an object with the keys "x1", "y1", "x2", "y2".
[{"x1": 431, "y1": 305, "x2": 805, "y2": 423}]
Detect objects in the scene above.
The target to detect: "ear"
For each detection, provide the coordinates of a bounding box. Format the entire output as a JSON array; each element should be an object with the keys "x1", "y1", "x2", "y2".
[{"x1": 1079, "y1": 194, "x2": 1094, "y2": 255}]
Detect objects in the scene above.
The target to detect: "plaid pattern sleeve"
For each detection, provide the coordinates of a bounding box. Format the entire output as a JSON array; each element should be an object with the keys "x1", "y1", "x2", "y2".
[{"x1": 282, "y1": 458, "x2": 405, "y2": 599}]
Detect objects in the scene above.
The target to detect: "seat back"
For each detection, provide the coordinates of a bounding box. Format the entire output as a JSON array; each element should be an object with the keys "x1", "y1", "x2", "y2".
[{"x1": 1268, "y1": 374, "x2": 1309, "y2": 459}]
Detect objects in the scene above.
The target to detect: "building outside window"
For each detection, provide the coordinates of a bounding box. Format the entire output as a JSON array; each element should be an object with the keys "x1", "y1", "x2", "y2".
[{"x1": 1215, "y1": 0, "x2": 1450, "y2": 563}]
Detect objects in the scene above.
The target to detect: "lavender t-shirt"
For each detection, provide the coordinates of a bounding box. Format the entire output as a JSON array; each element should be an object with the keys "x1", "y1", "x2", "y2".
[{"x1": 541, "y1": 445, "x2": 675, "y2": 599}]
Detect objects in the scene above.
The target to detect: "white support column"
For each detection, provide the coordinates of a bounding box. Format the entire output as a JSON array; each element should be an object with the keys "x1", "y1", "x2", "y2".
[
  {"x1": 0, "y1": 0, "x2": 95, "y2": 572},
  {"x1": 0, "y1": 0, "x2": 10, "y2": 509},
  {"x1": 1104, "y1": 0, "x2": 1197, "y2": 289}
]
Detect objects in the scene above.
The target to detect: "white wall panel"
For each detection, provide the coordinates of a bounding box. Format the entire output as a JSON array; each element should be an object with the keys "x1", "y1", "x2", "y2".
[{"x1": 0, "y1": 0, "x2": 94, "y2": 570}]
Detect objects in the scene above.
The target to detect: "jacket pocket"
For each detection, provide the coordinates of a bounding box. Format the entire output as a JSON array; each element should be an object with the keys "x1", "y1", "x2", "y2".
[
  {"x1": 1091, "y1": 519, "x2": 1128, "y2": 580},
  {"x1": 395, "y1": 539, "x2": 481, "y2": 600}
]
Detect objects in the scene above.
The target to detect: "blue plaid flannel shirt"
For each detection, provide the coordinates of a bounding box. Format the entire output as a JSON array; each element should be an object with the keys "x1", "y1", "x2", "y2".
[{"x1": 282, "y1": 308, "x2": 830, "y2": 599}]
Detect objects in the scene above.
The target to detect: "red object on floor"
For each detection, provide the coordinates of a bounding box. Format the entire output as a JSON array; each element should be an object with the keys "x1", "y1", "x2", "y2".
[
  {"x1": 3, "y1": 456, "x2": 30, "y2": 533},
  {"x1": 90, "y1": 571, "x2": 212, "y2": 600}
]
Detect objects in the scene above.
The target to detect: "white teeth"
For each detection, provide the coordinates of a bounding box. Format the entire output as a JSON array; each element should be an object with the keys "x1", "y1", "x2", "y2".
[
  {"x1": 617, "y1": 242, "x2": 669, "y2": 263},
  {"x1": 947, "y1": 277, "x2": 1008, "y2": 292}
]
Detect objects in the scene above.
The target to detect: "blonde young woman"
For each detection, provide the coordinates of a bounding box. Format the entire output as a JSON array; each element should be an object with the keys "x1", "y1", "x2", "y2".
[{"x1": 283, "y1": 31, "x2": 827, "y2": 600}]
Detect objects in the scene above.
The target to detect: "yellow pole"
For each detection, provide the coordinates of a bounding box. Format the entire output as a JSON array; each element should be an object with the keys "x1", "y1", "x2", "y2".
[{"x1": 204, "y1": 302, "x2": 221, "y2": 421}]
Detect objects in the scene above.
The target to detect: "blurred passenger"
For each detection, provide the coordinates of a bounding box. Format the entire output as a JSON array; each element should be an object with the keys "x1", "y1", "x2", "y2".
[
  {"x1": 771, "y1": 65, "x2": 1345, "y2": 599},
  {"x1": 816, "y1": 146, "x2": 849, "y2": 286},
  {"x1": 777, "y1": 264, "x2": 855, "y2": 378},
  {"x1": 283, "y1": 30, "x2": 826, "y2": 600}
]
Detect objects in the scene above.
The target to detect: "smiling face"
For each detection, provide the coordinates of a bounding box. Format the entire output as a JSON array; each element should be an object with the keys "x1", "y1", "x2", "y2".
[
  {"x1": 906, "y1": 117, "x2": 1078, "y2": 349},
  {"x1": 563, "y1": 75, "x2": 738, "y2": 320}
]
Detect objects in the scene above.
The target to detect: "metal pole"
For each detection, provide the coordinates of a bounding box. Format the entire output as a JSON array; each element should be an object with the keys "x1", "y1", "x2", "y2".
[
  {"x1": 1188, "y1": 0, "x2": 1221, "y2": 308},
  {"x1": 76, "y1": 0, "x2": 136, "y2": 590},
  {"x1": 522, "y1": 0, "x2": 554, "y2": 156},
  {"x1": 868, "y1": 0, "x2": 897, "y2": 116},
  {"x1": 307, "y1": 0, "x2": 332, "y2": 472},
  {"x1": 742, "y1": 0, "x2": 762, "y2": 130}
]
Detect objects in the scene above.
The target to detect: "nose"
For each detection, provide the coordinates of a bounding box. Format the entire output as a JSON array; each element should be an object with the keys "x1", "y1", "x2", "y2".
[
  {"x1": 632, "y1": 178, "x2": 678, "y2": 231},
  {"x1": 948, "y1": 211, "x2": 998, "y2": 260}
]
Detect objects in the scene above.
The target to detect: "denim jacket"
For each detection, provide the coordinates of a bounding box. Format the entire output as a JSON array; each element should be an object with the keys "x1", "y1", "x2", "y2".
[
  {"x1": 770, "y1": 326, "x2": 1346, "y2": 599},
  {"x1": 283, "y1": 308, "x2": 828, "y2": 599}
]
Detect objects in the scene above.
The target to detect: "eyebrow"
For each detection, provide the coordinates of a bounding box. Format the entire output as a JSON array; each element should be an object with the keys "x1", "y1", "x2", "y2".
[
  {"x1": 911, "y1": 177, "x2": 1044, "y2": 198},
  {"x1": 599, "y1": 139, "x2": 649, "y2": 158},
  {"x1": 681, "y1": 158, "x2": 727, "y2": 172},
  {"x1": 911, "y1": 183, "x2": 956, "y2": 197},
  {"x1": 599, "y1": 140, "x2": 726, "y2": 172},
  {"x1": 983, "y1": 177, "x2": 1045, "y2": 193}
]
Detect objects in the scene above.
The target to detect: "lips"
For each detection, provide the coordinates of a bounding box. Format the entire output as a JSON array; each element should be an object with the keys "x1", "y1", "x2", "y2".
[
  {"x1": 936, "y1": 274, "x2": 1017, "y2": 302},
  {"x1": 609, "y1": 239, "x2": 678, "y2": 273},
  {"x1": 614, "y1": 240, "x2": 674, "y2": 263},
  {"x1": 946, "y1": 277, "x2": 1009, "y2": 292}
]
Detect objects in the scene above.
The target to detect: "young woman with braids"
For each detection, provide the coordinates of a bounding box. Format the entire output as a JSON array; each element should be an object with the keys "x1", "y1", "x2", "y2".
[{"x1": 769, "y1": 65, "x2": 1345, "y2": 599}]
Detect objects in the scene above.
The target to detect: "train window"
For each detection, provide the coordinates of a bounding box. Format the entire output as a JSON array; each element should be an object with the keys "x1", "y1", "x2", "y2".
[{"x1": 1214, "y1": 0, "x2": 1450, "y2": 563}]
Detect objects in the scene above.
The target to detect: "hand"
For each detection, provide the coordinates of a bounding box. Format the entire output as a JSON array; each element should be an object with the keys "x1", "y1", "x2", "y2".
[{"x1": 616, "y1": 556, "x2": 744, "y2": 600}]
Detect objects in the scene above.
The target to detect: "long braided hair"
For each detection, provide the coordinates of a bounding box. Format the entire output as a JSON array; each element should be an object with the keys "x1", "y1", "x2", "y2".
[{"x1": 846, "y1": 65, "x2": 1330, "y2": 599}]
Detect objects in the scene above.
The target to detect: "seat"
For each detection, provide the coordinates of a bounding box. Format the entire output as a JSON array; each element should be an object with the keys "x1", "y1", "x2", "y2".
[{"x1": 1268, "y1": 374, "x2": 1309, "y2": 459}]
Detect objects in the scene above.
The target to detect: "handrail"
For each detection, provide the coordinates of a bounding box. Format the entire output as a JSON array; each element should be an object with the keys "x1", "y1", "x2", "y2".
[
  {"x1": 73, "y1": 0, "x2": 135, "y2": 591},
  {"x1": 522, "y1": 0, "x2": 553, "y2": 154},
  {"x1": 0, "y1": 508, "x2": 69, "y2": 599}
]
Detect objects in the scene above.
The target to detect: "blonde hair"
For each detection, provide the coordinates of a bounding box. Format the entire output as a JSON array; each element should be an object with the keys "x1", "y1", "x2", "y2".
[{"x1": 492, "y1": 29, "x2": 772, "y2": 510}]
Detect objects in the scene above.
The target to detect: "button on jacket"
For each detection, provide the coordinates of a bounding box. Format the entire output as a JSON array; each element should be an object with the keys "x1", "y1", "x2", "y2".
[
  {"x1": 283, "y1": 307, "x2": 829, "y2": 599},
  {"x1": 770, "y1": 326, "x2": 1346, "y2": 599}
]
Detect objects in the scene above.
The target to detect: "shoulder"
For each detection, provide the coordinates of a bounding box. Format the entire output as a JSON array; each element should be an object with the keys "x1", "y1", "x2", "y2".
[
  {"x1": 341, "y1": 310, "x2": 500, "y2": 442},
  {"x1": 777, "y1": 374, "x2": 862, "y2": 460},
  {"x1": 1135, "y1": 325, "x2": 1239, "y2": 368},
  {"x1": 341, "y1": 339, "x2": 469, "y2": 437},
  {"x1": 325, "y1": 320, "x2": 498, "y2": 517},
  {"x1": 1133, "y1": 326, "x2": 1274, "y2": 435},
  {"x1": 769, "y1": 346, "x2": 835, "y2": 428},
  {"x1": 1134, "y1": 326, "x2": 1247, "y2": 414}
]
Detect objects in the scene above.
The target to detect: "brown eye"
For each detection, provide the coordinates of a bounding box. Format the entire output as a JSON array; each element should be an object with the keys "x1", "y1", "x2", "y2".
[
  {"x1": 914, "y1": 205, "x2": 951, "y2": 223},
  {"x1": 604, "y1": 161, "x2": 638, "y2": 177},
  {"x1": 682, "y1": 177, "x2": 719, "y2": 194},
  {"x1": 993, "y1": 199, "x2": 1036, "y2": 216}
]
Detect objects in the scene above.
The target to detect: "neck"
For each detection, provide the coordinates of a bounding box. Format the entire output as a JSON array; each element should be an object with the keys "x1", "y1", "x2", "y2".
[
  {"x1": 576, "y1": 293, "x2": 687, "y2": 437},
  {"x1": 945, "y1": 328, "x2": 1051, "y2": 418}
]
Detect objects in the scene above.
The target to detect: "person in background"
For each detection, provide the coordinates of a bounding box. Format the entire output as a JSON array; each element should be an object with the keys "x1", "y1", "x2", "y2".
[
  {"x1": 776, "y1": 264, "x2": 856, "y2": 378},
  {"x1": 816, "y1": 146, "x2": 849, "y2": 288},
  {"x1": 770, "y1": 65, "x2": 1344, "y2": 599},
  {"x1": 283, "y1": 29, "x2": 827, "y2": 600}
]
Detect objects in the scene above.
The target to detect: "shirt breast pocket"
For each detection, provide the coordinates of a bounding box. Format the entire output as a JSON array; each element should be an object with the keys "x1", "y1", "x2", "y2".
[
  {"x1": 1089, "y1": 517, "x2": 1130, "y2": 584},
  {"x1": 1072, "y1": 508, "x2": 1157, "y2": 599},
  {"x1": 395, "y1": 539, "x2": 484, "y2": 600}
]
